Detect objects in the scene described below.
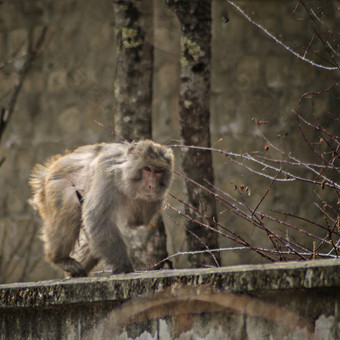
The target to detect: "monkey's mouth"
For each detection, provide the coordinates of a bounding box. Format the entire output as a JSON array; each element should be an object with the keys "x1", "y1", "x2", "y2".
[
  {"x1": 143, "y1": 192, "x2": 160, "y2": 200},
  {"x1": 144, "y1": 192, "x2": 156, "y2": 198},
  {"x1": 134, "y1": 192, "x2": 157, "y2": 200}
]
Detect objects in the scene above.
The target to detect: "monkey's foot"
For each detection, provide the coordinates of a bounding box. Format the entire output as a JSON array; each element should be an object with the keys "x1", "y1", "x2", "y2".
[{"x1": 56, "y1": 257, "x2": 87, "y2": 277}]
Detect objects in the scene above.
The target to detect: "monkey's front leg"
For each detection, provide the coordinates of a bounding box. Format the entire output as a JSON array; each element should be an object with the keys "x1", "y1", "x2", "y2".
[
  {"x1": 83, "y1": 174, "x2": 135, "y2": 274},
  {"x1": 86, "y1": 221, "x2": 135, "y2": 274}
]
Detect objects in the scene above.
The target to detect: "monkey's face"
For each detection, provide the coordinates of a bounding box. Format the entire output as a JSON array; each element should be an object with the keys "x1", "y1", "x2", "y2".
[
  {"x1": 142, "y1": 166, "x2": 163, "y2": 196},
  {"x1": 135, "y1": 166, "x2": 169, "y2": 200},
  {"x1": 124, "y1": 140, "x2": 174, "y2": 201}
]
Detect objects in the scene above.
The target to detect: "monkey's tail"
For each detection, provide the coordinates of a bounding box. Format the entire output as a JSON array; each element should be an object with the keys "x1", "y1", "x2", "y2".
[
  {"x1": 29, "y1": 164, "x2": 49, "y2": 191},
  {"x1": 28, "y1": 163, "x2": 50, "y2": 209},
  {"x1": 29, "y1": 154, "x2": 62, "y2": 210},
  {"x1": 29, "y1": 154, "x2": 61, "y2": 192}
]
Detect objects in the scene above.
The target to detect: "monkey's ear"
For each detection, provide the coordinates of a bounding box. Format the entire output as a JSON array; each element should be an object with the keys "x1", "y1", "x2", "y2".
[{"x1": 163, "y1": 148, "x2": 174, "y2": 163}]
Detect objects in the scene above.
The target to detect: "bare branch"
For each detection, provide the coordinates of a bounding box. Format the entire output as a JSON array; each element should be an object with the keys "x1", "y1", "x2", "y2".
[
  {"x1": 226, "y1": 0, "x2": 338, "y2": 70},
  {"x1": 0, "y1": 26, "x2": 48, "y2": 142}
]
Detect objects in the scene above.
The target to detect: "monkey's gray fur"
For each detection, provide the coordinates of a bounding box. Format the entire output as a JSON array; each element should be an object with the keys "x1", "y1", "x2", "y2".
[{"x1": 29, "y1": 140, "x2": 174, "y2": 277}]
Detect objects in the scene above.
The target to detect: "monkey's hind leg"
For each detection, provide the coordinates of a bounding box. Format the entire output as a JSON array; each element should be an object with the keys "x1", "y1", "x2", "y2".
[
  {"x1": 42, "y1": 220, "x2": 87, "y2": 278},
  {"x1": 72, "y1": 230, "x2": 99, "y2": 276}
]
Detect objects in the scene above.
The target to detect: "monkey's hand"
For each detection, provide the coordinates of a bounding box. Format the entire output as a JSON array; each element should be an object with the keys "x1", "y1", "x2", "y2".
[{"x1": 111, "y1": 259, "x2": 135, "y2": 275}]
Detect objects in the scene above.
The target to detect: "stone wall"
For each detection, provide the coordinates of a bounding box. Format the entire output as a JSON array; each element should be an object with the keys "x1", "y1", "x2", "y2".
[
  {"x1": 1, "y1": 259, "x2": 340, "y2": 339},
  {"x1": 0, "y1": 0, "x2": 117, "y2": 281},
  {"x1": 0, "y1": 1, "x2": 338, "y2": 282}
]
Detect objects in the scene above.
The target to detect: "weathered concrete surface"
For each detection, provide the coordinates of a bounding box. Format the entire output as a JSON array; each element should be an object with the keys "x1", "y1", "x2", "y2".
[{"x1": 1, "y1": 259, "x2": 340, "y2": 339}]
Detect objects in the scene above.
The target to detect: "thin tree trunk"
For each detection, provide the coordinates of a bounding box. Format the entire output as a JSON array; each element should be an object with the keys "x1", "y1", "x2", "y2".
[
  {"x1": 166, "y1": 0, "x2": 220, "y2": 267},
  {"x1": 114, "y1": 0, "x2": 153, "y2": 140},
  {"x1": 113, "y1": 0, "x2": 171, "y2": 270}
]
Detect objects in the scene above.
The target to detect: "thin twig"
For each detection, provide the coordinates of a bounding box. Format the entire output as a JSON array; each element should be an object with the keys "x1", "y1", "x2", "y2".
[
  {"x1": 0, "y1": 26, "x2": 48, "y2": 142},
  {"x1": 92, "y1": 120, "x2": 126, "y2": 142},
  {"x1": 226, "y1": 0, "x2": 338, "y2": 70},
  {"x1": 251, "y1": 156, "x2": 288, "y2": 217}
]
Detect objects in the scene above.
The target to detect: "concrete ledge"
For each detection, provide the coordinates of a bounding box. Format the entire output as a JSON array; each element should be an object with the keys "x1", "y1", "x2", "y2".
[
  {"x1": 1, "y1": 259, "x2": 340, "y2": 339},
  {"x1": 1, "y1": 259, "x2": 340, "y2": 309}
]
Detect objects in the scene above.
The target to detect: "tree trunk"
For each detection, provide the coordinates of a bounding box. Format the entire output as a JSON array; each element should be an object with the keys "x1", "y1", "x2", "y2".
[
  {"x1": 113, "y1": 0, "x2": 153, "y2": 140},
  {"x1": 113, "y1": 0, "x2": 171, "y2": 270},
  {"x1": 166, "y1": 0, "x2": 220, "y2": 267}
]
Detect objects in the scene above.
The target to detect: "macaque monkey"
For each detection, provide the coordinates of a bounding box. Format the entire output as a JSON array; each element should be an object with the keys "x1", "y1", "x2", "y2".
[{"x1": 29, "y1": 140, "x2": 174, "y2": 277}]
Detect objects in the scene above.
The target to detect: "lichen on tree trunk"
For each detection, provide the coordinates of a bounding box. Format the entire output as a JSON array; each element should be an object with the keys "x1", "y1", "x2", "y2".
[{"x1": 167, "y1": 0, "x2": 220, "y2": 268}]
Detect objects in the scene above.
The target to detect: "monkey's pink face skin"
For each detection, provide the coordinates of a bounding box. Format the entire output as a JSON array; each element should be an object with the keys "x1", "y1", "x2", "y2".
[{"x1": 141, "y1": 166, "x2": 164, "y2": 199}]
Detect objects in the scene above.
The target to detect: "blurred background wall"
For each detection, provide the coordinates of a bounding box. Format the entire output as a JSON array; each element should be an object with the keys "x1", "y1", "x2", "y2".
[{"x1": 0, "y1": 0, "x2": 338, "y2": 282}]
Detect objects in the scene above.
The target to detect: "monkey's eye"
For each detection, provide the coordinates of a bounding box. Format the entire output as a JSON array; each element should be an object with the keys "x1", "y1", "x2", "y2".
[
  {"x1": 155, "y1": 170, "x2": 163, "y2": 175},
  {"x1": 143, "y1": 166, "x2": 151, "y2": 172}
]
